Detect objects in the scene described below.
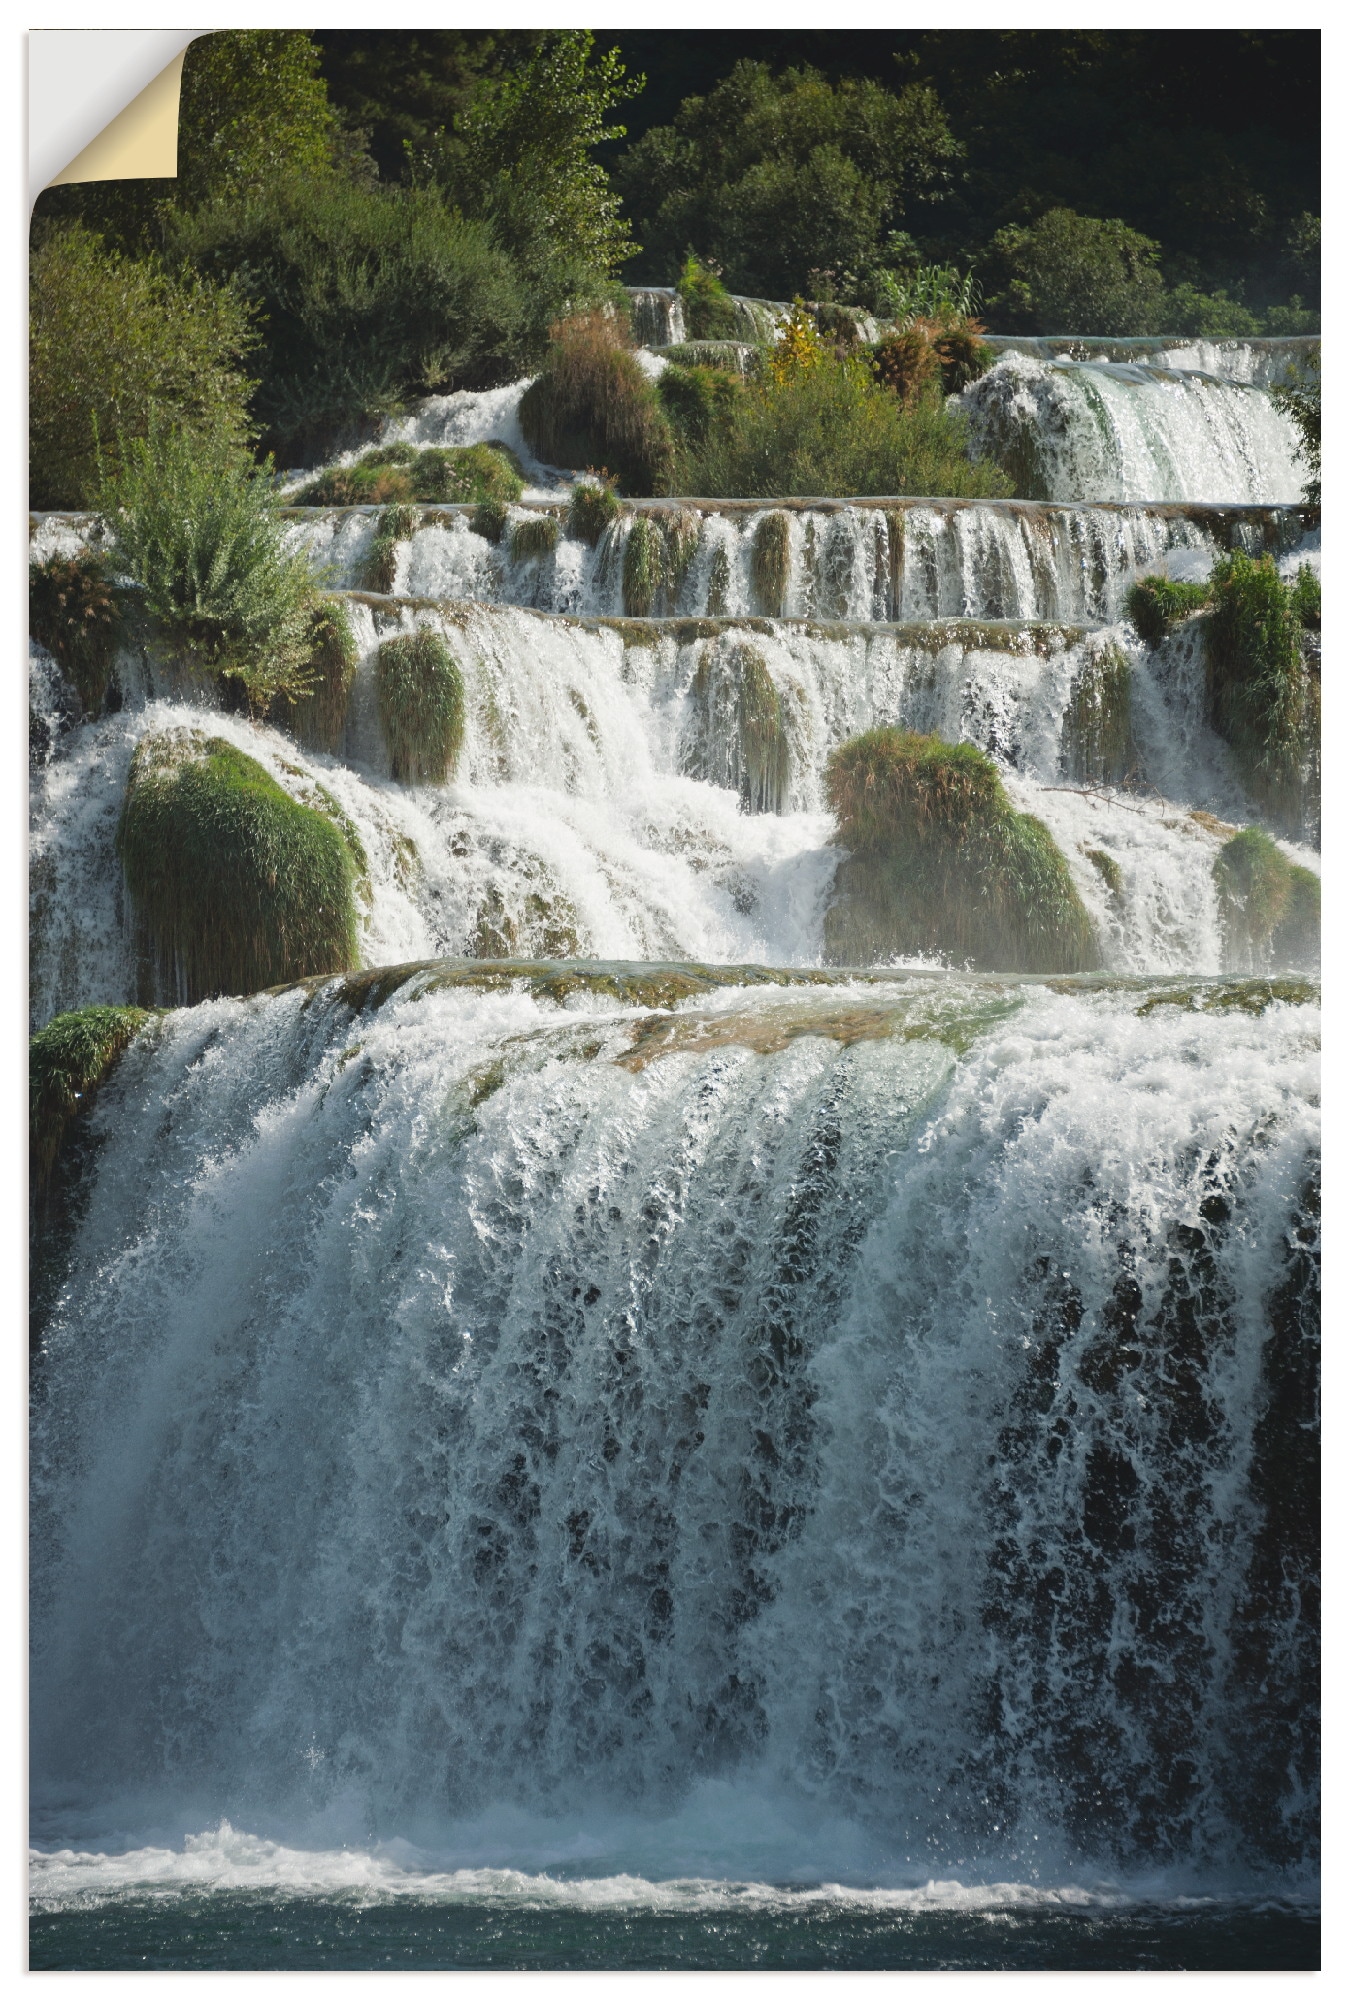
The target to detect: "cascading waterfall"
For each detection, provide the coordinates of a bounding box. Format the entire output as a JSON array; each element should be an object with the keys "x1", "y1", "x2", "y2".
[{"x1": 30, "y1": 297, "x2": 1318, "y2": 1920}]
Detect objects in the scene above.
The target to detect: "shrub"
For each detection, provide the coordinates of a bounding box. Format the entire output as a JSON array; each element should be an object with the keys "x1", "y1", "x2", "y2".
[
  {"x1": 1207, "y1": 552, "x2": 1314, "y2": 830},
  {"x1": 567, "y1": 479, "x2": 620, "y2": 545},
  {"x1": 295, "y1": 441, "x2": 523, "y2": 507},
  {"x1": 282, "y1": 600, "x2": 358, "y2": 752},
  {"x1": 1125, "y1": 575, "x2": 1211, "y2": 646},
  {"x1": 29, "y1": 224, "x2": 256, "y2": 509},
  {"x1": 657, "y1": 362, "x2": 743, "y2": 450},
  {"x1": 168, "y1": 177, "x2": 528, "y2": 462},
  {"x1": 1289, "y1": 563, "x2": 1320, "y2": 631},
  {"x1": 509, "y1": 514, "x2": 560, "y2": 564},
  {"x1": 1163, "y1": 283, "x2": 1262, "y2": 338},
  {"x1": 518, "y1": 312, "x2": 675, "y2": 495},
  {"x1": 872, "y1": 316, "x2": 992, "y2": 402},
  {"x1": 98, "y1": 417, "x2": 320, "y2": 712},
  {"x1": 117, "y1": 731, "x2": 359, "y2": 1003},
  {"x1": 676, "y1": 256, "x2": 745, "y2": 340},
  {"x1": 1213, "y1": 827, "x2": 1319, "y2": 971},
  {"x1": 375, "y1": 630, "x2": 465, "y2": 783},
  {"x1": 363, "y1": 503, "x2": 419, "y2": 593},
  {"x1": 28, "y1": 552, "x2": 124, "y2": 716},
  {"x1": 30, "y1": 1005, "x2": 150, "y2": 1196},
  {"x1": 823, "y1": 728, "x2": 1099, "y2": 972},
  {"x1": 984, "y1": 208, "x2": 1167, "y2": 337},
  {"x1": 679, "y1": 347, "x2": 1012, "y2": 500},
  {"x1": 1271, "y1": 350, "x2": 1320, "y2": 507}
]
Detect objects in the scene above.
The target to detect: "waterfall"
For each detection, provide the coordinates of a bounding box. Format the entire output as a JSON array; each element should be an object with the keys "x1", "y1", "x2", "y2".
[{"x1": 30, "y1": 969, "x2": 1318, "y2": 1877}]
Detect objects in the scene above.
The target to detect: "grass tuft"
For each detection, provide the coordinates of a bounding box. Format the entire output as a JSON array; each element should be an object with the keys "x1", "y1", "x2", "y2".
[
  {"x1": 281, "y1": 599, "x2": 358, "y2": 753},
  {"x1": 509, "y1": 513, "x2": 560, "y2": 564},
  {"x1": 622, "y1": 515, "x2": 665, "y2": 615},
  {"x1": 117, "y1": 730, "x2": 359, "y2": 1004},
  {"x1": 1207, "y1": 552, "x2": 1315, "y2": 834},
  {"x1": 518, "y1": 311, "x2": 674, "y2": 496},
  {"x1": 1126, "y1": 575, "x2": 1211, "y2": 646},
  {"x1": 362, "y1": 503, "x2": 419, "y2": 593},
  {"x1": 375, "y1": 629, "x2": 465, "y2": 783},
  {"x1": 567, "y1": 480, "x2": 620, "y2": 547},
  {"x1": 824, "y1": 728, "x2": 1099, "y2": 972}
]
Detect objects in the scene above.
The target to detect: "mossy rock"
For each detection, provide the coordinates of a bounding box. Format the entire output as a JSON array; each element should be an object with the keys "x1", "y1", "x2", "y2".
[
  {"x1": 510, "y1": 514, "x2": 560, "y2": 564},
  {"x1": 622, "y1": 515, "x2": 665, "y2": 615},
  {"x1": 362, "y1": 503, "x2": 419, "y2": 593},
  {"x1": 1214, "y1": 826, "x2": 1319, "y2": 972},
  {"x1": 1062, "y1": 642, "x2": 1135, "y2": 784},
  {"x1": 750, "y1": 511, "x2": 792, "y2": 616},
  {"x1": 1206, "y1": 552, "x2": 1316, "y2": 835},
  {"x1": 295, "y1": 442, "x2": 523, "y2": 508},
  {"x1": 117, "y1": 732, "x2": 358, "y2": 1005},
  {"x1": 375, "y1": 629, "x2": 465, "y2": 784},
  {"x1": 568, "y1": 481, "x2": 620, "y2": 546},
  {"x1": 1125, "y1": 574, "x2": 1210, "y2": 646},
  {"x1": 280, "y1": 599, "x2": 358, "y2": 754},
  {"x1": 31, "y1": 1004, "x2": 150, "y2": 1195},
  {"x1": 684, "y1": 642, "x2": 790, "y2": 815},
  {"x1": 29, "y1": 551, "x2": 124, "y2": 717},
  {"x1": 473, "y1": 498, "x2": 509, "y2": 544},
  {"x1": 824, "y1": 728, "x2": 1100, "y2": 973}
]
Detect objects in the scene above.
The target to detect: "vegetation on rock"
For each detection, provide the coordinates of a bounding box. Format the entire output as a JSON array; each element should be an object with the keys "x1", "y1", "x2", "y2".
[
  {"x1": 567, "y1": 479, "x2": 620, "y2": 545},
  {"x1": 1213, "y1": 826, "x2": 1319, "y2": 971},
  {"x1": 675, "y1": 256, "x2": 745, "y2": 339},
  {"x1": 282, "y1": 599, "x2": 359, "y2": 752},
  {"x1": 750, "y1": 511, "x2": 792, "y2": 615},
  {"x1": 824, "y1": 728, "x2": 1099, "y2": 972},
  {"x1": 28, "y1": 552, "x2": 124, "y2": 717},
  {"x1": 518, "y1": 311, "x2": 675, "y2": 495},
  {"x1": 1207, "y1": 551, "x2": 1317, "y2": 833},
  {"x1": 1062, "y1": 643, "x2": 1135, "y2": 784},
  {"x1": 1271, "y1": 349, "x2": 1320, "y2": 507},
  {"x1": 509, "y1": 514, "x2": 561, "y2": 564},
  {"x1": 118, "y1": 731, "x2": 359, "y2": 1004},
  {"x1": 1126, "y1": 575, "x2": 1212, "y2": 646},
  {"x1": 295, "y1": 441, "x2": 523, "y2": 507},
  {"x1": 375, "y1": 630, "x2": 466, "y2": 782},
  {"x1": 30, "y1": 1005, "x2": 150, "y2": 1195},
  {"x1": 871, "y1": 316, "x2": 992, "y2": 402},
  {"x1": 363, "y1": 503, "x2": 419, "y2": 592}
]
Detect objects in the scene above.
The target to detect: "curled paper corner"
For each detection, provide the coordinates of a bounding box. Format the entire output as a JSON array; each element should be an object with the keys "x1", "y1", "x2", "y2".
[
  {"x1": 29, "y1": 30, "x2": 205, "y2": 205},
  {"x1": 49, "y1": 51, "x2": 189, "y2": 189}
]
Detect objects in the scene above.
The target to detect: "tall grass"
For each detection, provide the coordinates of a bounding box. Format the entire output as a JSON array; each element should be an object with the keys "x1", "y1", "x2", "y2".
[
  {"x1": 518, "y1": 312, "x2": 674, "y2": 495},
  {"x1": 375, "y1": 631, "x2": 465, "y2": 783}
]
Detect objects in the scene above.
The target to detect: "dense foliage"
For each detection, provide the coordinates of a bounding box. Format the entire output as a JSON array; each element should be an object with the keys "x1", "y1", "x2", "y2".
[
  {"x1": 518, "y1": 314, "x2": 675, "y2": 495},
  {"x1": 29, "y1": 225, "x2": 256, "y2": 509},
  {"x1": 1213, "y1": 826, "x2": 1319, "y2": 970},
  {"x1": 295, "y1": 442, "x2": 523, "y2": 507},
  {"x1": 29, "y1": 552, "x2": 125, "y2": 716},
  {"x1": 98, "y1": 418, "x2": 320, "y2": 712}
]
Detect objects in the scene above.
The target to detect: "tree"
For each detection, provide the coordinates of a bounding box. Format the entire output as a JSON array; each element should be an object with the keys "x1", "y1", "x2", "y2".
[
  {"x1": 613, "y1": 62, "x2": 960, "y2": 295},
  {"x1": 982, "y1": 208, "x2": 1167, "y2": 335},
  {"x1": 29, "y1": 224, "x2": 256, "y2": 508}
]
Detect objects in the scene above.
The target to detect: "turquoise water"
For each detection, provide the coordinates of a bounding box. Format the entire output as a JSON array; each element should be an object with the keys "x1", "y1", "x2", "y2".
[{"x1": 30, "y1": 1894, "x2": 1318, "y2": 1970}]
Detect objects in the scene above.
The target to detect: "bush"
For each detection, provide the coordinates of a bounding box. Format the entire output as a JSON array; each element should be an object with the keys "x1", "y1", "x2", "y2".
[
  {"x1": 118, "y1": 731, "x2": 359, "y2": 1003},
  {"x1": 295, "y1": 441, "x2": 523, "y2": 507},
  {"x1": 1207, "y1": 552, "x2": 1314, "y2": 830},
  {"x1": 282, "y1": 600, "x2": 358, "y2": 752},
  {"x1": 872, "y1": 316, "x2": 992, "y2": 403},
  {"x1": 168, "y1": 177, "x2": 529, "y2": 462},
  {"x1": 362, "y1": 503, "x2": 419, "y2": 593},
  {"x1": 823, "y1": 728, "x2": 1099, "y2": 972},
  {"x1": 98, "y1": 417, "x2": 320, "y2": 712},
  {"x1": 29, "y1": 224, "x2": 256, "y2": 509},
  {"x1": 1125, "y1": 575, "x2": 1212, "y2": 646},
  {"x1": 375, "y1": 630, "x2": 465, "y2": 783},
  {"x1": 984, "y1": 208, "x2": 1167, "y2": 336},
  {"x1": 1213, "y1": 827, "x2": 1319, "y2": 971},
  {"x1": 677, "y1": 344, "x2": 1012, "y2": 500},
  {"x1": 1162, "y1": 283, "x2": 1262, "y2": 338},
  {"x1": 28, "y1": 552, "x2": 124, "y2": 716},
  {"x1": 567, "y1": 479, "x2": 620, "y2": 545},
  {"x1": 518, "y1": 312, "x2": 675, "y2": 495},
  {"x1": 1289, "y1": 563, "x2": 1320, "y2": 631},
  {"x1": 30, "y1": 1005, "x2": 150, "y2": 1196},
  {"x1": 676, "y1": 257, "x2": 745, "y2": 339},
  {"x1": 657, "y1": 362, "x2": 743, "y2": 449}
]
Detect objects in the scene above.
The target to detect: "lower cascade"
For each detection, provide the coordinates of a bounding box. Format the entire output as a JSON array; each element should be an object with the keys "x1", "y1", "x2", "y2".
[{"x1": 31, "y1": 969, "x2": 1318, "y2": 1880}]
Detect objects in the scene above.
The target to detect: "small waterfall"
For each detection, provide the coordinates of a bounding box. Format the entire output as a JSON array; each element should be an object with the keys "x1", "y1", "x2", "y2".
[
  {"x1": 958, "y1": 354, "x2": 1306, "y2": 503},
  {"x1": 983, "y1": 335, "x2": 1319, "y2": 390}
]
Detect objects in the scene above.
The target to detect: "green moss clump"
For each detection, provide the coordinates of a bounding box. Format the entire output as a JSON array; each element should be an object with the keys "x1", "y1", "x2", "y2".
[
  {"x1": 1086, "y1": 847, "x2": 1123, "y2": 895},
  {"x1": 295, "y1": 442, "x2": 523, "y2": 508},
  {"x1": 28, "y1": 551, "x2": 123, "y2": 716},
  {"x1": 663, "y1": 510, "x2": 702, "y2": 599},
  {"x1": 363, "y1": 503, "x2": 419, "y2": 593},
  {"x1": 1214, "y1": 827, "x2": 1319, "y2": 971},
  {"x1": 676, "y1": 256, "x2": 746, "y2": 341},
  {"x1": 1207, "y1": 551, "x2": 1314, "y2": 832},
  {"x1": 734, "y1": 645, "x2": 790, "y2": 815},
  {"x1": 749, "y1": 510, "x2": 792, "y2": 616},
  {"x1": 31, "y1": 1005, "x2": 150, "y2": 1194},
  {"x1": 510, "y1": 513, "x2": 560, "y2": 564},
  {"x1": 281, "y1": 599, "x2": 358, "y2": 753},
  {"x1": 376, "y1": 629, "x2": 465, "y2": 784},
  {"x1": 1062, "y1": 643, "x2": 1134, "y2": 784},
  {"x1": 824, "y1": 728, "x2": 1099, "y2": 973},
  {"x1": 658, "y1": 362, "x2": 742, "y2": 449},
  {"x1": 1126, "y1": 574, "x2": 1211, "y2": 646},
  {"x1": 622, "y1": 515, "x2": 665, "y2": 616},
  {"x1": 473, "y1": 498, "x2": 509, "y2": 544},
  {"x1": 118, "y1": 731, "x2": 359, "y2": 1004},
  {"x1": 568, "y1": 481, "x2": 620, "y2": 546}
]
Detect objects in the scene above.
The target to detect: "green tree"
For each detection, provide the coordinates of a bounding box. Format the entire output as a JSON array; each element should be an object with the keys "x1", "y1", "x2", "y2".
[
  {"x1": 983, "y1": 208, "x2": 1167, "y2": 335},
  {"x1": 614, "y1": 62, "x2": 959, "y2": 296},
  {"x1": 29, "y1": 224, "x2": 256, "y2": 508}
]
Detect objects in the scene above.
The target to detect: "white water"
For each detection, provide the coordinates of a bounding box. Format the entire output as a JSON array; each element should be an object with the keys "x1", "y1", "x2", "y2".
[
  {"x1": 30, "y1": 972, "x2": 1319, "y2": 1880},
  {"x1": 958, "y1": 354, "x2": 1306, "y2": 503}
]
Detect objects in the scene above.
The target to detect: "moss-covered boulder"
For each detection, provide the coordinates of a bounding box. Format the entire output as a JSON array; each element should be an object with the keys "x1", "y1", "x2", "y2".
[
  {"x1": 824, "y1": 728, "x2": 1100, "y2": 972},
  {"x1": 117, "y1": 731, "x2": 360, "y2": 1004},
  {"x1": 295, "y1": 441, "x2": 523, "y2": 508},
  {"x1": 1207, "y1": 552, "x2": 1317, "y2": 836},
  {"x1": 31, "y1": 1004, "x2": 150, "y2": 1195},
  {"x1": 1124, "y1": 574, "x2": 1210, "y2": 646},
  {"x1": 509, "y1": 513, "x2": 560, "y2": 564},
  {"x1": 375, "y1": 630, "x2": 465, "y2": 784},
  {"x1": 1214, "y1": 826, "x2": 1319, "y2": 972},
  {"x1": 362, "y1": 503, "x2": 418, "y2": 593},
  {"x1": 750, "y1": 510, "x2": 792, "y2": 616}
]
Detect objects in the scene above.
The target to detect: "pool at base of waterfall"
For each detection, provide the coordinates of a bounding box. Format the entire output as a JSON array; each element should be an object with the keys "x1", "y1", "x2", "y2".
[{"x1": 30, "y1": 1824, "x2": 1318, "y2": 1971}]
